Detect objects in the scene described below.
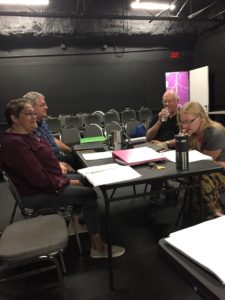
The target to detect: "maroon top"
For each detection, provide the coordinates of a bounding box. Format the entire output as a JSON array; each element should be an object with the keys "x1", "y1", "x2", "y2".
[{"x1": 0, "y1": 132, "x2": 70, "y2": 196}]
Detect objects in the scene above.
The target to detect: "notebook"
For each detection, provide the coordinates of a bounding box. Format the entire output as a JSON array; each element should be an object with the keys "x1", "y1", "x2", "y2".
[{"x1": 112, "y1": 146, "x2": 166, "y2": 166}]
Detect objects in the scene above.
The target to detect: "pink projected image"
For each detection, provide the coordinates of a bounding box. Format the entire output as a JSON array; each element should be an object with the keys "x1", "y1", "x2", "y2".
[{"x1": 165, "y1": 71, "x2": 189, "y2": 106}]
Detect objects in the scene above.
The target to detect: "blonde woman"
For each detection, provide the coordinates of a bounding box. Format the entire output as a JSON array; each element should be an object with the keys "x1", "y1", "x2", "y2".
[{"x1": 179, "y1": 101, "x2": 225, "y2": 218}]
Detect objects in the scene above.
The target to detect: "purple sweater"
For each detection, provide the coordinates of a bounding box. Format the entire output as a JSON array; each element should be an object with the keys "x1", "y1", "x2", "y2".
[{"x1": 0, "y1": 132, "x2": 70, "y2": 196}]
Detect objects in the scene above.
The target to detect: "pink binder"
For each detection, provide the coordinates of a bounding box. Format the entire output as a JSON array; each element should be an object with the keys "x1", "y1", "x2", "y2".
[{"x1": 112, "y1": 147, "x2": 166, "y2": 166}]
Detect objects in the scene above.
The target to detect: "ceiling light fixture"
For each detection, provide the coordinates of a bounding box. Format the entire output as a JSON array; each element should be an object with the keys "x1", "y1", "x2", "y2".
[
  {"x1": 0, "y1": 0, "x2": 49, "y2": 5},
  {"x1": 131, "y1": 1, "x2": 175, "y2": 11}
]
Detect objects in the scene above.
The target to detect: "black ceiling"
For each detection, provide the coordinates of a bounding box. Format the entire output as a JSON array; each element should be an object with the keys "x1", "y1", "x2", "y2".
[{"x1": 0, "y1": 0, "x2": 225, "y2": 48}]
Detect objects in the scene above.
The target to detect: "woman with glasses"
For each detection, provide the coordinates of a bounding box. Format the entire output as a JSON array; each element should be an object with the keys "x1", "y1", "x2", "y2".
[
  {"x1": 179, "y1": 101, "x2": 225, "y2": 218},
  {"x1": 0, "y1": 98, "x2": 125, "y2": 259}
]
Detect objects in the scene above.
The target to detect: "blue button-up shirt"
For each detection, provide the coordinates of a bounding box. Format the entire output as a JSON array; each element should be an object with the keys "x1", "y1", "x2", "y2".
[{"x1": 37, "y1": 120, "x2": 60, "y2": 159}]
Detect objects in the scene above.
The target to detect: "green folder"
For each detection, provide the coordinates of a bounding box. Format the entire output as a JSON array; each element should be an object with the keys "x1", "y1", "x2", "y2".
[{"x1": 80, "y1": 136, "x2": 106, "y2": 144}]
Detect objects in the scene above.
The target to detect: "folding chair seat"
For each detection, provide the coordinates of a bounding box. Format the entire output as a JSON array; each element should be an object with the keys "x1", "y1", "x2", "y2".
[
  {"x1": 0, "y1": 169, "x2": 83, "y2": 254},
  {"x1": 0, "y1": 214, "x2": 68, "y2": 292}
]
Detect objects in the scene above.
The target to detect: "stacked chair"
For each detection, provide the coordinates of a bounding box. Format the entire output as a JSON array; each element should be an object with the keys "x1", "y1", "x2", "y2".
[
  {"x1": 138, "y1": 106, "x2": 152, "y2": 123},
  {"x1": 104, "y1": 109, "x2": 120, "y2": 125},
  {"x1": 121, "y1": 108, "x2": 137, "y2": 127},
  {"x1": 60, "y1": 126, "x2": 81, "y2": 146},
  {"x1": 84, "y1": 123, "x2": 104, "y2": 137}
]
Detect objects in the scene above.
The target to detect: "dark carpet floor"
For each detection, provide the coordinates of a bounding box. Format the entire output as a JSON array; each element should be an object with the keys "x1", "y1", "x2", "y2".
[{"x1": 0, "y1": 183, "x2": 201, "y2": 300}]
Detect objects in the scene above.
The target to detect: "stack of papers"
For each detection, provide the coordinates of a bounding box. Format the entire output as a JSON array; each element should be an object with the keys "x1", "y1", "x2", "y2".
[
  {"x1": 77, "y1": 163, "x2": 141, "y2": 187},
  {"x1": 163, "y1": 149, "x2": 213, "y2": 163},
  {"x1": 165, "y1": 216, "x2": 225, "y2": 285}
]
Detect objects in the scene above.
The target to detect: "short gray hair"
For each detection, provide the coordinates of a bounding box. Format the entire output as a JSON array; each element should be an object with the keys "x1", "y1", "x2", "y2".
[{"x1": 23, "y1": 91, "x2": 45, "y2": 106}]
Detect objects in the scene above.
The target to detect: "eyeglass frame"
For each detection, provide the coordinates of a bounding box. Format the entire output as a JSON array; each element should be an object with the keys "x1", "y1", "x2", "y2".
[
  {"x1": 179, "y1": 116, "x2": 198, "y2": 126},
  {"x1": 19, "y1": 112, "x2": 37, "y2": 118}
]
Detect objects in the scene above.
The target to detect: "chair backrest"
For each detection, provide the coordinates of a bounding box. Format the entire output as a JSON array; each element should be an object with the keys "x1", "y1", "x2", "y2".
[
  {"x1": 85, "y1": 114, "x2": 102, "y2": 126},
  {"x1": 121, "y1": 108, "x2": 137, "y2": 126},
  {"x1": 84, "y1": 123, "x2": 103, "y2": 137},
  {"x1": 0, "y1": 168, "x2": 33, "y2": 218},
  {"x1": 65, "y1": 115, "x2": 83, "y2": 130},
  {"x1": 92, "y1": 110, "x2": 105, "y2": 125},
  {"x1": 104, "y1": 121, "x2": 122, "y2": 137},
  {"x1": 58, "y1": 114, "x2": 69, "y2": 127},
  {"x1": 46, "y1": 117, "x2": 61, "y2": 133},
  {"x1": 125, "y1": 120, "x2": 146, "y2": 138},
  {"x1": 61, "y1": 127, "x2": 81, "y2": 146},
  {"x1": 138, "y1": 107, "x2": 153, "y2": 124},
  {"x1": 104, "y1": 110, "x2": 120, "y2": 125}
]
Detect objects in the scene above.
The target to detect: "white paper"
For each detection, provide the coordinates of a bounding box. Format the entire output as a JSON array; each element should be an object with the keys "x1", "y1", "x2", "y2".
[
  {"x1": 77, "y1": 163, "x2": 141, "y2": 187},
  {"x1": 82, "y1": 151, "x2": 112, "y2": 160},
  {"x1": 165, "y1": 216, "x2": 225, "y2": 284},
  {"x1": 163, "y1": 149, "x2": 213, "y2": 163}
]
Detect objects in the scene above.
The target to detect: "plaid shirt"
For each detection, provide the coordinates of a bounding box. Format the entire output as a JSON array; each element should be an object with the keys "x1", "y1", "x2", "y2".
[{"x1": 37, "y1": 120, "x2": 60, "y2": 159}]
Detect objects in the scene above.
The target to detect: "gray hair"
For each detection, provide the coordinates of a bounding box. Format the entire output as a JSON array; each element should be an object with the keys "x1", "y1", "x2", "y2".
[{"x1": 23, "y1": 91, "x2": 45, "y2": 106}]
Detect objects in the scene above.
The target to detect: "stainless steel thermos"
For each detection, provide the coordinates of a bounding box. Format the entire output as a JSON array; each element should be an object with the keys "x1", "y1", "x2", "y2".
[{"x1": 175, "y1": 133, "x2": 189, "y2": 170}]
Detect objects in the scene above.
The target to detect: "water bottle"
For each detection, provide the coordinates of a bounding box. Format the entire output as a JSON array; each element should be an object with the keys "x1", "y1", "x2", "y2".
[
  {"x1": 175, "y1": 133, "x2": 189, "y2": 170},
  {"x1": 111, "y1": 130, "x2": 122, "y2": 150},
  {"x1": 161, "y1": 108, "x2": 169, "y2": 122}
]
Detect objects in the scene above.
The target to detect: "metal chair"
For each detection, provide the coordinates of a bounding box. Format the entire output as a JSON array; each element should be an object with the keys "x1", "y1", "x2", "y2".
[
  {"x1": 92, "y1": 110, "x2": 105, "y2": 125},
  {"x1": 121, "y1": 108, "x2": 137, "y2": 126},
  {"x1": 84, "y1": 123, "x2": 104, "y2": 137},
  {"x1": 58, "y1": 114, "x2": 69, "y2": 128},
  {"x1": 61, "y1": 126, "x2": 81, "y2": 146},
  {"x1": 104, "y1": 110, "x2": 120, "y2": 125},
  {"x1": 104, "y1": 121, "x2": 122, "y2": 137},
  {"x1": 65, "y1": 115, "x2": 84, "y2": 131},
  {"x1": 138, "y1": 107, "x2": 153, "y2": 124},
  {"x1": 0, "y1": 214, "x2": 68, "y2": 293},
  {"x1": 0, "y1": 169, "x2": 83, "y2": 254},
  {"x1": 45, "y1": 117, "x2": 61, "y2": 136},
  {"x1": 125, "y1": 119, "x2": 143, "y2": 138},
  {"x1": 85, "y1": 114, "x2": 102, "y2": 126}
]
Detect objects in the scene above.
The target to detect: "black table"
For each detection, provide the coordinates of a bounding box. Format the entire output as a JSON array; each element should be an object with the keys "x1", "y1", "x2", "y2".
[
  {"x1": 77, "y1": 150, "x2": 222, "y2": 290},
  {"x1": 159, "y1": 238, "x2": 225, "y2": 300}
]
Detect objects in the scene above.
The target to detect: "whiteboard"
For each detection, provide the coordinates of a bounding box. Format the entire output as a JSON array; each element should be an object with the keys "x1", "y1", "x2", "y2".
[{"x1": 189, "y1": 66, "x2": 209, "y2": 112}]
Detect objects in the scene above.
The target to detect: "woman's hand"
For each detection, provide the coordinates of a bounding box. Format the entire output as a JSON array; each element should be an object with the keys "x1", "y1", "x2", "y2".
[
  {"x1": 59, "y1": 162, "x2": 74, "y2": 174},
  {"x1": 216, "y1": 161, "x2": 225, "y2": 170}
]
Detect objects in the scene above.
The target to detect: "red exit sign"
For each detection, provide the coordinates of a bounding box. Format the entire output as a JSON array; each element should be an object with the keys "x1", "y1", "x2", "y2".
[{"x1": 170, "y1": 51, "x2": 180, "y2": 59}]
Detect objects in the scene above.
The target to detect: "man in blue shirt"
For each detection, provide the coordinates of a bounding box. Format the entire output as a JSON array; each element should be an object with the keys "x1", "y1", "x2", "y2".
[{"x1": 23, "y1": 91, "x2": 78, "y2": 173}]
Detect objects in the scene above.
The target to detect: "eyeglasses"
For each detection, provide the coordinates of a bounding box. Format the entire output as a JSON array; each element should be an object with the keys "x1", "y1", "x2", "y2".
[
  {"x1": 20, "y1": 112, "x2": 37, "y2": 118},
  {"x1": 162, "y1": 99, "x2": 175, "y2": 105},
  {"x1": 180, "y1": 116, "x2": 198, "y2": 126}
]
